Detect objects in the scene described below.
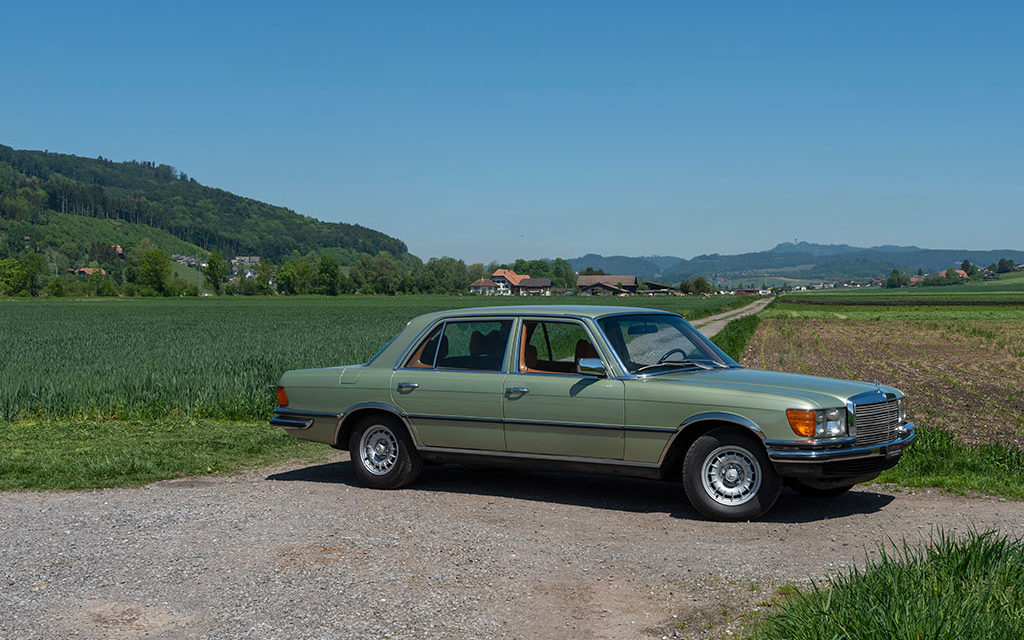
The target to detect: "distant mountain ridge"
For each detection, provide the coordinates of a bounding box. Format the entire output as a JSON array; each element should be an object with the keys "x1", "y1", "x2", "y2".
[
  {"x1": 0, "y1": 145, "x2": 406, "y2": 263},
  {"x1": 570, "y1": 242, "x2": 1024, "y2": 282}
]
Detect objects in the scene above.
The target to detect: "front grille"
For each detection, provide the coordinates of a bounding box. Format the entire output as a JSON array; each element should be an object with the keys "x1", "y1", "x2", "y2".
[{"x1": 854, "y1": 399, "x2": 900, "y2": 446}]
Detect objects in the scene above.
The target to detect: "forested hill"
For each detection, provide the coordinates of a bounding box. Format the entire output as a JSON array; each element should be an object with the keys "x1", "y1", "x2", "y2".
[{"x1": 0, "y1": 145, "x2": 407, "y2": 262}]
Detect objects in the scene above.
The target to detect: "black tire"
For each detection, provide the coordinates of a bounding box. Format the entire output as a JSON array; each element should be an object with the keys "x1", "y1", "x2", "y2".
[
  {"x1": 348, "y1": 415, "x2": 422, "y2": 489},
  {"x1": 788, "y1": 478, "x2": 855, "y2": 498},
  {"x1": 682, "y1": 428, "x2": 781, "y2": 521}
]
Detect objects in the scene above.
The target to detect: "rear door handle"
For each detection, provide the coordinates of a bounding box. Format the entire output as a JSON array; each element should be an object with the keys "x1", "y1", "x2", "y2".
[
  {"x1": 397, "y1": 382, "x2": 419, "y2": 391},
  {"x1": 505, "y1": 387, "x2": 529, "y2": 395}
]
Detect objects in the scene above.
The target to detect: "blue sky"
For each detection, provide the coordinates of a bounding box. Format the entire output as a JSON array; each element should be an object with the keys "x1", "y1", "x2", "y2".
[{"x1": 4, "y1": 2, "x2": 1022, "y2": 263}]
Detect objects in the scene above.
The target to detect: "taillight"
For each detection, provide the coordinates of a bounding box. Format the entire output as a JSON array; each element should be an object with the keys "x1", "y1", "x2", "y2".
[{"x1": 276, "y1": 386, "x2": 289, "y2": 407}]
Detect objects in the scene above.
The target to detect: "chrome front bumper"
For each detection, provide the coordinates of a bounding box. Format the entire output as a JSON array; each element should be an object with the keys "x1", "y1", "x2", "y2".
[{"x1": 764, "y1": 422, "x2": 917, "y2": 463}]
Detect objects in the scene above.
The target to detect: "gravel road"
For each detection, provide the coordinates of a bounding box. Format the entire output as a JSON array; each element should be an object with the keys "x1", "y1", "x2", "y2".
[
  {"x1": 692, "y1": 297, "x2": 774, "y2": 339},
  {"x1": 4, "y1": 453, "x2": 1023, "y2": 639}
]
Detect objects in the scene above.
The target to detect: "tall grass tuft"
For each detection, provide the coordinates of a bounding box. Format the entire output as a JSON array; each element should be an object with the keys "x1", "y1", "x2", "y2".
[
  {"x1": 753, "y1": 530, "x2": 1024, "y2": 640},
  {"x1": 712, "y1": 313, "x2": 762, "y2": 361},
  {"x1": 878, "y1": 424, "x2": 1024, "y2": 499}
]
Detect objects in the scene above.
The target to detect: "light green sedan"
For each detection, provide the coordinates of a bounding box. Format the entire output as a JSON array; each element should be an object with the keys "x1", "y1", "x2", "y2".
[{"x1": 272, "y1": 305, "x2": 915, "y2": 521}]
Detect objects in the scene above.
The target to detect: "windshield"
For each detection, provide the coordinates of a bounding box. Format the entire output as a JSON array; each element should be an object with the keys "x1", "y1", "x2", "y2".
[{"x1": 597, "y1": 313, "x2": 739, "y2": 375}]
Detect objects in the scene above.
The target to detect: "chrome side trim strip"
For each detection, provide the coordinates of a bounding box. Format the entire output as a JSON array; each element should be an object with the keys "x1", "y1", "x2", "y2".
[
  {"x1": 416, "y1": 445, "x2": 661, "y2": 468},
  {"x1": 505, "y1": 419, "x2": 621, "y2": 431},
  {"x1": 406, "y1": 414, "x2": 503, "y2": 424}
]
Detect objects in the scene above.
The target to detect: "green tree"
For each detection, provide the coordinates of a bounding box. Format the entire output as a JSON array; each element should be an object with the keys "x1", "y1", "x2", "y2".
[
  {"x1": 0, "y1": 258, "x2": 27, "y2": 296},
  {"x1": 255, "y1": 259, "x2": 276, "y2": 295},
  {"x1": 885, "y1": 269, "x2": 911, "y2": 288},
  {"x1": 679, "y1": 279, "x2": 694, "y2": 294},
  {"x1": 945, "y1": 266, "x2": 963, "y2": 285},
  {"x1": 350, "y1": 251, "x2": 406, "y2": 294},
  {"x1": 204, "y1": 252, "x2": 229, "y2": 294},
  {"x1": 45, "y1": 276, "x2": 66, "y2": 297},
  {"x1": 693, "y1": 276, "x2": 714, "y2": 294},
  {"x1": 550, "y1": 258, "x2": 576, "y2": 289},
  {"x1": 19, "y1": 253, "x2": 46, "y2": 295},
  {"x1": 139, "y1": 250, "x2": 172, "y2": 294},
  {"x1": 997, "y1": 258, "x2": 1015, "y2": 273},
  {"x1": 277, "y1": 255, "x2": 316, "y2": 294},
  {"x1": 315, "y1": 254, "x2": 341, "y2": 295}
]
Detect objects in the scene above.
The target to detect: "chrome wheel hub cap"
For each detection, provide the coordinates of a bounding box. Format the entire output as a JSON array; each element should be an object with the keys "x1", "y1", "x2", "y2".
[
  {"x1": 359, "y1": 426, "x2": 399, "y2": 476},
  {"x1": 701, "y1": 446, "x2": 761, "y2": 506}
]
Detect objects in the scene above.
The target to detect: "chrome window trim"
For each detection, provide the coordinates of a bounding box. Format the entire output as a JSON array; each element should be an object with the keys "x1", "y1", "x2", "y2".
[
  {"x1": 393, "y1": 316, "x2": 517, "y2": 373},
  {"x1": 510, "y1": 315, "x2": 622, "y2": 378}
]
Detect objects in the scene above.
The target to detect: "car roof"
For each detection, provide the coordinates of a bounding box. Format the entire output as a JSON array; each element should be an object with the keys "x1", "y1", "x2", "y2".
[{"x1": 412, "y1": 305, "x2": 678, "y2": 324}]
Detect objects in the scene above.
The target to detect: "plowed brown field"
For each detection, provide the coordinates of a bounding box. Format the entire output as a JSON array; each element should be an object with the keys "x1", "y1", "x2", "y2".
[{"x1": 741, "y1": 317, "x2": 1024, "y2": 447}]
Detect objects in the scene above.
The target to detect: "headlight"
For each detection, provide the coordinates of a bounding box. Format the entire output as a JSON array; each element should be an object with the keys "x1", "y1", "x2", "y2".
[
  {"x1": 898, "y1": 397, "x2": 907, "y2": 423},
  {"x1": 786, "y1": 408, "x2": 848, "y2": 438}
]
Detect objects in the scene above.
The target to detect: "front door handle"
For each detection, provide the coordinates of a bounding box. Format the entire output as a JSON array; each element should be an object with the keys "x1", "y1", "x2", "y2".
[
  {"x1": 396, "y1": 382, "x2": 419, "y2": 391},
  {"x1": 505, "y1": 387, "x2": 530, "y2": 395}
]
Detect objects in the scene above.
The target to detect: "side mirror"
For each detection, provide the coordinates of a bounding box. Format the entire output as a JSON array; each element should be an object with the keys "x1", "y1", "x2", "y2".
[{"x1": 577, "y1": 357, "x2": 606, "y2": 377}]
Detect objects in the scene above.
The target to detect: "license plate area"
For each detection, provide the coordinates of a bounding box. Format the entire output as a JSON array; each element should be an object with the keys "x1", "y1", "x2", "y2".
[{"x1": 885, "y1": 442, "x2": 904, "y2": 458}]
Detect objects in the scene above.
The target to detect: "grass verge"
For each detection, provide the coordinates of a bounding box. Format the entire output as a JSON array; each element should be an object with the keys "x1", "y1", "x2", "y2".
[
  {"x1": 711, "y1": 313, "x2": 763, "y2": 361},
  {"x1": 0, "y1": 419, "x2": 329, "y2": 490},
  {"x1": 877, "y1": 424, "x2": 1024, "y2": 500},
  {"x1": 751, "y1": 530, "x2": 1024, "y2": 640}
]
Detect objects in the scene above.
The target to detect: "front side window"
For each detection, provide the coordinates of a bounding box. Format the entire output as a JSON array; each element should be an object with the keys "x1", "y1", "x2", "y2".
[
  {"x1": 405, "y1": 320, "x2": 512, "y2": 371},
  {"x1": 598, "y1": 314, "x2": 738, "y2": 375},
  {"x1": 519, "y1": 320, "x2": 599, "y2": 374}
]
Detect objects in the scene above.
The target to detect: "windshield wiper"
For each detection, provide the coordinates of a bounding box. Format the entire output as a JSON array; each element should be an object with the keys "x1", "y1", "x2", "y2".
[{"x1": 636, "y1": 359, "x2": 721, "y2": 373}]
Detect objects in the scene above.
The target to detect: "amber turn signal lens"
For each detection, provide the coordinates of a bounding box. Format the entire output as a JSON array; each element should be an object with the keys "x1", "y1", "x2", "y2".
[
  {"x1": 786, "y1": 409, "x2": 816, "y2": 438},
  {"x1": 276, "y1": 386, "x2": 289, "y2": 407}
]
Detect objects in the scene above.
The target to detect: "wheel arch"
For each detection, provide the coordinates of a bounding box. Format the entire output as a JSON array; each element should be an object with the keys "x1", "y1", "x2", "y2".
[
  {"x1": 659, "y1": 412, "x2": 767, "y2": 480},
  {"x1": 333, "y1": 402, "x2": 416, "y2": 450}
]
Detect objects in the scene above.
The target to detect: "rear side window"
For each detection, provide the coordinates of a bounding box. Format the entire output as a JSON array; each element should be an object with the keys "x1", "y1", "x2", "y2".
[{"x1": 405, "y1": 320, "x2": 512, "y2": 371}]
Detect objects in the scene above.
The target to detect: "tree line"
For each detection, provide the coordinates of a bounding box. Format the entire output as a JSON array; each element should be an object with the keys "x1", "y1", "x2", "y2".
[
  {"x1": 884, "y1": 258, "x2": 1017, "y2": 288},
  {"x1": 0, "y1": 145, "x2": 406, "y2": 263}
]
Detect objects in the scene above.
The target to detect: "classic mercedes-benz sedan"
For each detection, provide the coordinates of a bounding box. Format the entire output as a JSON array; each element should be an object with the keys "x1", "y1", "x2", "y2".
[{"x1": 272, "y1": 305, "x2": 916, "y2": 521}]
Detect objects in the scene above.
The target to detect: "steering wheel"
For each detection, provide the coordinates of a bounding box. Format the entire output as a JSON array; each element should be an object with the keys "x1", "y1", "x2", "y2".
[{"x1": 657, "y1": 348, "x2": 688, "y2": 364}]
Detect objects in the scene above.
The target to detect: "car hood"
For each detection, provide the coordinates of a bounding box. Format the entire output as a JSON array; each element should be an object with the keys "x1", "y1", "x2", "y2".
[{"x1": 647, "y1": 367, "x2": 899, "y2": 407}]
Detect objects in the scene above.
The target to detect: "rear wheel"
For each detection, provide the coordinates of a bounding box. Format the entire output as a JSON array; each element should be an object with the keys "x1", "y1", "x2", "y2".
[
  {"x1": 788, "y1": 478, "x2": 855, "y2": 497},
  {"x1": 682, "y1": 428, "x2": 781, "y2": 521},
  {"x1": 348, "y1": 415, "x2": 422, "y2": 489}
]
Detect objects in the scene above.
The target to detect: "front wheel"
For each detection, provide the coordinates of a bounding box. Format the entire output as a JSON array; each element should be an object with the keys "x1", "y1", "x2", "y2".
[
  {"x1": 682, "y1": 428, "x2": 781, "y2": 521},
  {"x1": 348, "y1": 416, "x2": 422, "y2": 489}
]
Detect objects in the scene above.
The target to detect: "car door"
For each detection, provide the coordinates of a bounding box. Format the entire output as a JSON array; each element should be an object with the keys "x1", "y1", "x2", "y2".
[
  {"x1": 502, "y1": 318, "x2": 625, "y2": 459},
  {"x1": 390, "y1": 318, "x2": 512, "y2": 451}
]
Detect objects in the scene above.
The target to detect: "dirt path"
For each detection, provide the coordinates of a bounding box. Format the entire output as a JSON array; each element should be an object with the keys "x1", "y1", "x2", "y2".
[
  {"x1": 4, "y1": 456, "x2": 1023, "y2": 639},
  {"x1": 692, "y1": 296, "x2": 773, "y2": 338}
]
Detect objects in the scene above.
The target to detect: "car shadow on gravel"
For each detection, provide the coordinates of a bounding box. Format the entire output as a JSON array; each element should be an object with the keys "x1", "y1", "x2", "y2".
[{"x1": 267, "y1": 462, "x2": 896, "y2": 523}]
